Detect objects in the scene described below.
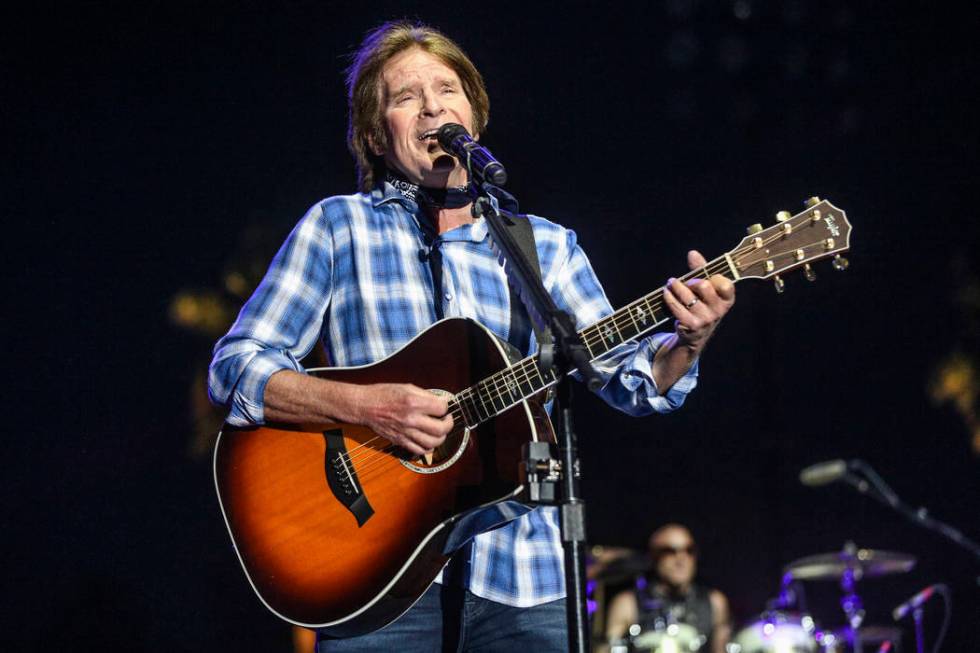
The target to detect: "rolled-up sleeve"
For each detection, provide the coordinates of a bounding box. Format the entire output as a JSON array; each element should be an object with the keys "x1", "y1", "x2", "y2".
[
  {"x1": 590, "y1": 333, "x2": 699, "y2": 415},
  {"x1": 543, "y1": 222, "x2": 698, "y2": 416},
  {"x1": 208, "y1": 202, "x2": 333, "y2": 426}
]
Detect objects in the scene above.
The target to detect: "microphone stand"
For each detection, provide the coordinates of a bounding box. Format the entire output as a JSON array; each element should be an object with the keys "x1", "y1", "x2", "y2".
[
  {"x1": 843, "y1": 460, "x2": 980, "y2": 575},
  {"x1": 470, "y1": 182, "x2": 603, "y2": 653}
]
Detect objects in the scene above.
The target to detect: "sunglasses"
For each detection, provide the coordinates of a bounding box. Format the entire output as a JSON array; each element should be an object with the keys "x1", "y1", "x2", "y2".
[{"x1": 652, "y1": 544, "x2": 697, "y2": 557}]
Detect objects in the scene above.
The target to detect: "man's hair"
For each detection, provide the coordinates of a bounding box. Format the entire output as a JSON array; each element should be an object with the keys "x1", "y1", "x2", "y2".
[{"x1": 346, "y1": 20, "x2": 490, "y2": 192}]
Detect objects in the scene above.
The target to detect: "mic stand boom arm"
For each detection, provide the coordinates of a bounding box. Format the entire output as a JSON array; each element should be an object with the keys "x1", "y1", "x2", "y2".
[
  {"x1": 471, "y1": 183, "x2": 599, "y2": 653},
  {"x1": 847, "y1": 460, "x2": 980, "y2": 564}
]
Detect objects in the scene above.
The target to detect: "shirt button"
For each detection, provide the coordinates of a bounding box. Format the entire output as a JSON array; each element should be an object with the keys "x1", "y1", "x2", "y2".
[{"x1": 444, "y1": 292, "x2": 453, "y2": 301}]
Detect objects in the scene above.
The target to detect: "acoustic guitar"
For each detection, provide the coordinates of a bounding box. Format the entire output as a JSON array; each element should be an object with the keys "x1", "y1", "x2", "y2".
[{"x1": 213, "y1": 198, "x2": 852, "y2": 635}]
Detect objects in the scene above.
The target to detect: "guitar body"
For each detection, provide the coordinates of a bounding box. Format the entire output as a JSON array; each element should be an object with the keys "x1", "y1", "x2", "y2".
[{"x1": 213, "y1": 317, "x2": 555, "y2": 635}]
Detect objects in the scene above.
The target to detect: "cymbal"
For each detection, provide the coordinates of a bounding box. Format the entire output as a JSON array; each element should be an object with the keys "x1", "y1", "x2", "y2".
[{"x1": 784, "y1": 549, "x2": 916, "y2": 581}]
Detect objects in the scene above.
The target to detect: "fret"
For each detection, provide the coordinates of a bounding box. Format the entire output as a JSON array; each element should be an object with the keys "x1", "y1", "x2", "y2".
[
  {"x1": 580, "y1": 331, "x2": 595, "y2": 360},
  {"x1": 614, "y1": 308, "x2": 642, "y2": 342},
  {"x1": 623, "y1": 302, "x2": 641, "y2": 337},
  {"x1": 456, "y1": 393, "x2": 478, "y2": 428},
  {"x1": 494, "y1": 373, "x2": 513, "y2": 409},
  {"x1": 515, "y1": 360, "x2": 537, "y2": 396},
  {"x1": 538, "y1": 361, "x2": 559, "y2": 388},
  {"x1": 600, "y1": 318, "x2": 625, "y2": 348},
  {"x1": 459, "y1": 389, "x2": 478, "y2": 424},
  {"x1": 502, "y1": 370, "x2": 520, "y2": 404},
  {"x1": 471, "y1": 386, "x2": 492, "y2": 421},
  {"x1": 629, "y1": 298, "x2": 655, "y2": 331},
  {"x1": 482, "y1": 377, "x2": 507, "y2": 413},
  {"x1": 488, "y1": 372, "x2": 509, "y2": 407},
  {"x1": 645, "y1": 295, "x2": 668, "y2": 326}
]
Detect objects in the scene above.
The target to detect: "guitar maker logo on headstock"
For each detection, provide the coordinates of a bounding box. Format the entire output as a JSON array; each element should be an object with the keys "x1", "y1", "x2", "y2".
[{"x1": 824, "y1": 214, "x2": 841, "y2": 237}]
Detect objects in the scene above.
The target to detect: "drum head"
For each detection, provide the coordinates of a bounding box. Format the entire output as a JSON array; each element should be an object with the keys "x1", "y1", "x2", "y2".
[
  {"x1": 631, "y1": 622, "x2": 704, "y2": 652},
  {"x1": 731, "y1": 612, "x2": 818, "y2": 653}
]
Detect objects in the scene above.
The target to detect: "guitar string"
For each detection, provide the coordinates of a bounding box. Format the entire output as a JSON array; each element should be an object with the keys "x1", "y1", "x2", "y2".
[
  {"x1": 338, "y1": 402, "x2": 466, "y2": 470},
  {"x1": 348, "y1": 359, "x2": 544, "y2": 480},
  {"x1": 580, "y1": 258, "x2": 730, "y2": 350},
  {"x1": 578, "y1": 221, "x2": 827, "y2": 350},
  {"x1": 346, "y1": 355, "x2": 544, "y2": 479},
  {"x1": 330, "y1": 221, "x2": 829, "y2": 476},
  {"x1": 333, "y1": 395, "x2": 468, "y2": 471},
  {"x1": 337, "y1": 400, "x2": 465, "y2": 463}
]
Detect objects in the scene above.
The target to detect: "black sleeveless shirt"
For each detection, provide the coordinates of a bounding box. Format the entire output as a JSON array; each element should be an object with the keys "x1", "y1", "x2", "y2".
[{"x1": 634, "y1": 581, "x2": 714, "y2": 643}]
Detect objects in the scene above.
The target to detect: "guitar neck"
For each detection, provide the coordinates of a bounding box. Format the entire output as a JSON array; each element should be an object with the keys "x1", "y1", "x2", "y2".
[
  {"x1": 579, "y1": 253, "x2": 738, "y2": 359},
  {"x1": 449, "y1": 254, "x2": 738, "y2": 429},
  {"x1": 451, "y1": 196, "x2": 852, "y2": 428}
]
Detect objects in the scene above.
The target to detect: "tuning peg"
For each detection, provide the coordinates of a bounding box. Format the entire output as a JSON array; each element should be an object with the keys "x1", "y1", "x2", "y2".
[
  {"x1": 804, "y1": 263, "x2": 816, "y2": 281},
  {"x1": 774, "y1": 275, "x2": 785, "y2": 293},
  {"x1": 776, "y1": 211, "x2": 792, "y2": 222},
  {"x1": 832, "y1": 255, "x2": 849, "y2": 271},
  {"x1": 804, "y1": 196, "x2": 822, "y2": 208},
  {"x1": 746, "y1": 223, "x2": 763, "y2": 235}
]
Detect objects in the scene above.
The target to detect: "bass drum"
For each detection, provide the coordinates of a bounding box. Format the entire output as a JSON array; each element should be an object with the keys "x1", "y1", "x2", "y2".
[
  {"x1": 629, "y1": 622, "x2": 705, "y2": 652},
  {"x1": 730, "y1": 612, "x2": 818, "y2": 653}
]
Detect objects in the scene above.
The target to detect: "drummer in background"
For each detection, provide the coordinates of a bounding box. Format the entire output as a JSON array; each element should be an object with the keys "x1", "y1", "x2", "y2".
[{"x1": 605, "y1": 524, "x2": 732, "y2": 653}]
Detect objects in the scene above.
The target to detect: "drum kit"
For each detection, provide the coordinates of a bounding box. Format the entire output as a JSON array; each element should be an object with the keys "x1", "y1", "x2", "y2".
[{"x1": 592, "y1": 541, "x2": 916, "y2": 653}]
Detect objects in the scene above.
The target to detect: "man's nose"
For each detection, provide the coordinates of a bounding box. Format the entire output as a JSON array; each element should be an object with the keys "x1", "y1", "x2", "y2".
[{"x1": 420, "y1": 92, "x2": 445, "y2": 116}]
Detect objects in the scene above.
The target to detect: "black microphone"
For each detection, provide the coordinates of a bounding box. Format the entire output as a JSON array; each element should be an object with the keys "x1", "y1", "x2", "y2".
[
  {"x1": 799, "y1": 459, "x2": 851, "y2": 486},
  {"x1": 892, "y1": 583, "x2": 942, "y2": 621},
  {"x1": 437, "y1": 123, "x2": 508, "y2": 186}
]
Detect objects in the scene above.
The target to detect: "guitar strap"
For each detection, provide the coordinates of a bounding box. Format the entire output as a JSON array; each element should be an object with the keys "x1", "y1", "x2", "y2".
[{"x1": 501, "y1": 214, "x2": 554, "y2": 353}]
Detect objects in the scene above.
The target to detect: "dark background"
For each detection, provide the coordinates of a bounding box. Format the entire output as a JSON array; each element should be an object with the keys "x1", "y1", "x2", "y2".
[{"x1": 4, "y1": 1, "x2": 979, "y2": 651}]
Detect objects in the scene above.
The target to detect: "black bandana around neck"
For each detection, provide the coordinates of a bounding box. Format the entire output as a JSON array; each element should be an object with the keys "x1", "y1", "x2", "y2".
[{"x1": 385, "y1": 170, "x2": 473, "y2": 210}]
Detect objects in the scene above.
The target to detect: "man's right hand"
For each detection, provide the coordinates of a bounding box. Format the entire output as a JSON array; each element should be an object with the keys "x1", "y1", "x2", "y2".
[
  {"x1": 350, "y1": 383, "x2": 454, "y2": 456},
  {"x1": 264, "y1": 371, "x2": 454, "y2": 457}
]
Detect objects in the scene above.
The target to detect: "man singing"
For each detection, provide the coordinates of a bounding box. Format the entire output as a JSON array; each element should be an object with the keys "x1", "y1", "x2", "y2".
[{"x1": 209, "y1": 20, "x2": 735, "y2": 652}]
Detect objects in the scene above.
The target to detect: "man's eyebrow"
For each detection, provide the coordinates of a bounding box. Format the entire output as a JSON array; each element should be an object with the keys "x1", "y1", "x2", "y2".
[
  {"x1": 388, "y1": 83, "x2": 416, "y2": 99},
  {"x1": 386, "y1": 77, "x2": 459, "y2": 102}
]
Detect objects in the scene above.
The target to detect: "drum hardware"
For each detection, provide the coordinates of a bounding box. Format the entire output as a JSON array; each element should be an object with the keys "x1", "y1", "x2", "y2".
[
  {"x1": 729, "y1": 610, "x2": 820, "y2": 653},
  {"x1": 731, "y1": 542, "x2": 916, "y2": 653},
  {"x1": 786, "y1": 541, "x2": 915, "y2": 648}
]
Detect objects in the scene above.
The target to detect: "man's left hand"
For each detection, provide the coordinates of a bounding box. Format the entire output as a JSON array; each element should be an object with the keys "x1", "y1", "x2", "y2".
[{"x1": 662, "y1": 250, "x2": 736, "y2": 355}]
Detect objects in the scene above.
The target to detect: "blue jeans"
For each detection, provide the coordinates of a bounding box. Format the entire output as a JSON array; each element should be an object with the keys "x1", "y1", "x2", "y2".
[{"x1": 316, "y1": 584, "x2": 568, "y2": 652}]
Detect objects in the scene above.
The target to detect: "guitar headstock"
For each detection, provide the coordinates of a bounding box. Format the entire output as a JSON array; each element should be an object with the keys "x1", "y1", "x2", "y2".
[{"x1": 728, "y1": 197, "x2": 851, "y2": 289}]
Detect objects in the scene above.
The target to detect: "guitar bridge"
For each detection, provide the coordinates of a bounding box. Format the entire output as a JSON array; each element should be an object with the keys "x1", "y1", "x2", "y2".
[{"x1": 323, "y1": 429, "x2": 374, "y2": 527}]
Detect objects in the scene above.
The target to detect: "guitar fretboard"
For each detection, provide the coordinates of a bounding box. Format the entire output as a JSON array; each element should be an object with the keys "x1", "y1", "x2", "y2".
[{"x1": 450, "y1": 255, "x2": 737, "y2": 428}]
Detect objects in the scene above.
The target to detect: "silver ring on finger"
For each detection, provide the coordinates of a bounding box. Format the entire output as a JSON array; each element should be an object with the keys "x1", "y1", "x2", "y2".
[{"x1": 685, "y1": 297, "x2": 700, "y2": 309}]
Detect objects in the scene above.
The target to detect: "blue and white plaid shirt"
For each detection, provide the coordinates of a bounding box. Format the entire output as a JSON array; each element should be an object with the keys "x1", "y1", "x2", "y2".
[{"x1": 209, "y1": 181, "x2": 698, "y2": 607}]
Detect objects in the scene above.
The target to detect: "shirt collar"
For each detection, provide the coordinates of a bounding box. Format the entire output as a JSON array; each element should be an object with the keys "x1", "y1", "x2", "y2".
[
  {"x1": 374, "y1": 178, "x2": 530, "y2": 244},
  {"x1": 372, "y1": 180, "x2": 416, "y2": 209},
  {"x1": 371, "y1": 180, "x2": 488, "y2": 243}
]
